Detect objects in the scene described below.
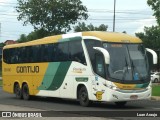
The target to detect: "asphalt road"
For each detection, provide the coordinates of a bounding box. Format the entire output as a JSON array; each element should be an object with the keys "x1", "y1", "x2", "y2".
[{"x1": 0, "y1": 87, "x2": 160, "y2": 119}]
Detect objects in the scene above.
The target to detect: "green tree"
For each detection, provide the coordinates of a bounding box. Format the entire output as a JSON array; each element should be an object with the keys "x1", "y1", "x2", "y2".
[
  {"x1": 16, "y1": 0, "x2": 88, "y2": 34},
  {"x1": 136, "y1": 26, "x2": 160, "y2": 70},
  {"x1": 135, "y1": 26, "x2": 160, "y2": 50},
  {"x1": 122, "y1": 31, "x2": 127, "y2": 34},
  {"x1": 147, "y1": 0, "x2": 160, "y2": 25},
  {"x1": 17, "y1": 28, "x2": 52, "y2": 42},
  {"x1": 74, "y1": 22, "x2": 108, "y2": 32},
  {"x1": 17, "y1": 34, "x2": 27, "y2": 43},
  {"x1": 0, "y1": 43, "x2": 5, "y2": 47},
  {"x1": 27, "y1": 28, "x2": 51, "y2": 41}
]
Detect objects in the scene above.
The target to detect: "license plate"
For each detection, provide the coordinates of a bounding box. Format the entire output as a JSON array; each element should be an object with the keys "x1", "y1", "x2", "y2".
[{"x1": 130, "y1": 95, "x2": 138, "y2": 100}]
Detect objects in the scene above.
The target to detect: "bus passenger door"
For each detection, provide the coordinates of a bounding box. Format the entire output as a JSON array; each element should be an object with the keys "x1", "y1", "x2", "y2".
[
  {"x1": 95, "y1": 53, "x2": 105, "y2": 78},
  {"x1": 95, "y1": 53, "x2": 106, "y2": 89}
]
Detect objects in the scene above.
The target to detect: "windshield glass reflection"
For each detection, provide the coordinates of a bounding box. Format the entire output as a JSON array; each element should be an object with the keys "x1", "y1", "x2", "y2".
[{"x1": 103, "y1": 43, "x2": 149, "y2": 82}]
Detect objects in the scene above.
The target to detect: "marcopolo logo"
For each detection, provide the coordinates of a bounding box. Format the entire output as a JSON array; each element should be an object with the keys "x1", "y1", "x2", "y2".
[
  {"x1": 72, "y1": 67, "x2": 86, "y2": 73},
  {"x1": 16, "y1": 66, "x2": 39, "y2": 73}
]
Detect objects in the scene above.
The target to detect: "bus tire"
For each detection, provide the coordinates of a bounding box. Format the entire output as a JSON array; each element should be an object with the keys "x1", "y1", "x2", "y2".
[
  {"x1": 78, "y1": 86, "x2": 91, "y2": 107},
  {"x1": 14, "y1": 83, "x2": 22, "y2": 99},
  {"x1": 22, "y1": 84, "x2": 30, "y2": 100},
  {"x1": 115, "y1": 101, "x2": 127, "y2": 107}
]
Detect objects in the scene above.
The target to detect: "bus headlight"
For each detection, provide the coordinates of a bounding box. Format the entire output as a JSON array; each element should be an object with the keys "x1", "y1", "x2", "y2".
[
  {"x1": 108, "y1": 85, "x2": 119, "y2": 91},
  {"x1": 103, "y1": 83, "x2": 120, "y2": 91}
]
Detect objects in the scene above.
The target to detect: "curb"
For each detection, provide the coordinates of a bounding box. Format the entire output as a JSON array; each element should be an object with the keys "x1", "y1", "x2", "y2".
[{"x1": 151, "y1": 96, "x2": 160, "y2": 101}]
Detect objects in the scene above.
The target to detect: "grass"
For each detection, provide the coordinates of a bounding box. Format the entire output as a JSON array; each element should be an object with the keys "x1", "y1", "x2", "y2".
[{"x1": 152, "y1": 85, "x2": 160, "y2": 96}]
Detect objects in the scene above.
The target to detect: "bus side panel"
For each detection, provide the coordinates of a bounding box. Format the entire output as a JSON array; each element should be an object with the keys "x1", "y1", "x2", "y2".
[
  {"x1": 2, "y1": 62, "x2": 17, "y2": 94},
  {"x1": 2, "y1": 62, "x2": 49, "y2": 96},
  {"x1": 28, "y1": 63, "x2": 49, "y2": 96},
  {"x1": 61, "y1": 61, "x2": 94, "y2": 100},
  {"x1": 3, "y1": 75, "x2": 12, "y2": 93},
  {"x1": 32, "y1": 75, "x2": 46, "y2": 96}
]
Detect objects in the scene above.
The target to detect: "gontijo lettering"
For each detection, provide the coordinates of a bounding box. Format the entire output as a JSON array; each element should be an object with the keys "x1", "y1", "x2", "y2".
[{"x1": 16, "y1": 66, "x2": 39, "y2": 73}]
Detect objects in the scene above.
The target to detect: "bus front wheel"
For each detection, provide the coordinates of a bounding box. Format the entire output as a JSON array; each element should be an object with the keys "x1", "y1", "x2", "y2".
[
  {"x1": 78, "y1": 86, "x2": 91, "y2": 107},
  {"x1": 22, "y1": 84, "x2": 30, "y2": 100},
  {"x1": 14, "y1": 83, "x2": 22, "y2": 99}
]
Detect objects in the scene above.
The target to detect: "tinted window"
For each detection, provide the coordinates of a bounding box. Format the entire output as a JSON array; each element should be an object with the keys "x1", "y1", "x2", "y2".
[
  {"x1": 41, "y1": 45, "x2": 49, "y2": 61},
  {"x1": 69, "y1": 40, "x2": 86, "y2": 65},
  {"x1": 56, "y1": 42, "x2": 69, "y2": 61},
  {"x1": 19, "y1": 47, "x2": 27, "y2": 63},
  {"x1": 95, "y1": 53, "x2": 105, "y2": 77},
  {"x1": 3, "y1": 38, "x2": 86, "y2": 64},
  {"x1": 10, "y1": 48, "x2": 19, "y2": 63},
  {"x1": 32, "y1": 45, "x2": 41, "y2": 62},
  {"x1": 3, "y1": 49, "x2": 10, "y2": 63},
  {"x1": 84, "y1": 39, "x2": 102, "y2": 72}
]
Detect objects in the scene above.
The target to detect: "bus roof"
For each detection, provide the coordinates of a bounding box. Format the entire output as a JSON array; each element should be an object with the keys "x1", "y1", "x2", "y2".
[
  {"x1": 4, "y1": 31, "x2": 142, "y2": 49},
  {"x1": 82, "y1": 31, "x2": 142, "y2": 43}
]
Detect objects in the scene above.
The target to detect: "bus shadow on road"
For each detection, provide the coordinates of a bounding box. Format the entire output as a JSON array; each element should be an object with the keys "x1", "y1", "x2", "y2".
[
  {"x1": 2, "y1": 91, "x2": 146, "y2": 110},
  {"x1": 27, "y1": 96, "x2": 145, "y2": 110}
]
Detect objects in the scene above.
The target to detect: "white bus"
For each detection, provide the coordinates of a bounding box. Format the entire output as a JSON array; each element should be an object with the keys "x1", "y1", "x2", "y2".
[{"x1": 2, "y1": 31, "x2": 157, "y2": 106}]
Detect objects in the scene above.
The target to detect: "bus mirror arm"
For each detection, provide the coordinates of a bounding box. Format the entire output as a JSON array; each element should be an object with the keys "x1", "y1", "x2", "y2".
[
  {"x1": 93, "y1": 47, "x2": 110, "y2": 64},
  {"x1": 146, "y1": 48, "x2": 158, "y2": 64}
]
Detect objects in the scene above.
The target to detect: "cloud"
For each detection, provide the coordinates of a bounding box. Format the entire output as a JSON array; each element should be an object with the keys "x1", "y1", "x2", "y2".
[
  {"x1": 134, "y1": 16, "x2": 157, "y2": 33},
  {"x1": 0, "y1": 0, "x2": 10, "y2": 5}
]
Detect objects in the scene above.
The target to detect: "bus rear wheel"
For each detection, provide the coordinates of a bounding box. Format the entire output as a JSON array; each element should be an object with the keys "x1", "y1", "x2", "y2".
[
  {"x1": 14, "y1": 83, "x2": 22, "y2": 99},
  {"x1": 78, "y1": 86, "x2": 91, "y2": 107},
  {"x1": 22, "y1": 84, "x2": 30, "y2": 100},
  {"x1": 115, "y1": 101, "x2": 127, "y2": 107}
]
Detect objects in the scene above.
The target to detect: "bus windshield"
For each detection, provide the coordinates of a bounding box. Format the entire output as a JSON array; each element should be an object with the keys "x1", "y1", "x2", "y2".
[{"x1": 103, "y1": 43, "x2": 149, "y2": 83}]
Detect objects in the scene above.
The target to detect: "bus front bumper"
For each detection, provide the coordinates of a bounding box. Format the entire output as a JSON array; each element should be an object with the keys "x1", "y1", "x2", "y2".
[{"x1": 106, "y1": 87, "x2": 151, "y2": 102}]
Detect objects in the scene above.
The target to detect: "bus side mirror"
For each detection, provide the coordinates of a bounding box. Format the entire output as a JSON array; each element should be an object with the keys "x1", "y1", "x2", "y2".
[
  {"x1": 93, "y1": 47, "x2": 110, "y2": 64},
  {"x1": 146, "y1": 48, "x2": 158, "y2": 64}
]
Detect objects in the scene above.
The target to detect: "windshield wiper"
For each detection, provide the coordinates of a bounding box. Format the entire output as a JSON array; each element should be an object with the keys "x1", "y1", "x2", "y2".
[{"x1": 122, "y1": 57, "x2": 129, "y2": 81}]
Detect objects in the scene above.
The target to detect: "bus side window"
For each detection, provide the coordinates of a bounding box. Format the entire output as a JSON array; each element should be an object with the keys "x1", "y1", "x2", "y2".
[
  {"x1": 69, "y1": 40, "x2": 86, "y2": 65},
  {"x1": 57, "y1": 42, "x2": 69, "y2": 61},
  {"x1": 20, "y1": 47, "x2": 26, "y2": 63},
  {"x1": 95, "y1": 53, "x2": 105, "y2": 78},
  {"x1": 48, "y1": 44, "x2": 54, "y2": 62},
  {"x1": 11, "y1": 48, "x2": 19, "y2": 63},
  {"x1": 28, "y1": 46, "x2": 34, "y2": 62},
  {"x1": 37, "y1": 45, "x2": 43, "y2": 62},
  {"x1": 3, "y1": 49, "x2": 10, "y2": 63},
  {"x1": 41, "y1": 45, "x2": 49, "y2": 62},
  {"x1": 53, "y1": 43, "x2": 60, "y2": 62}
]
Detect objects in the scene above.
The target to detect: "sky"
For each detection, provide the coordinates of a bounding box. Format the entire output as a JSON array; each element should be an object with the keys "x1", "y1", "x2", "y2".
[{"x1": 0, "y1": 0, "x2": 157, "y2": 42}]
